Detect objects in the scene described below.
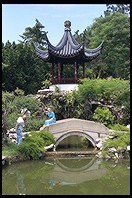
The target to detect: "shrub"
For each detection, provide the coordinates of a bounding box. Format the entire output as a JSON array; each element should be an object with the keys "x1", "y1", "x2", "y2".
[
  {"x1": 17, "y1": 141, "x2": 44, "y2": 160},
  {"x1": 2, "y1": 141, "x2": 18, "y2": 157},
  {"x1": 92, "y1": 107, "x2": 115, "y2": 126},
  {"x1": 76, "y1": 78, "x2": 130, "y2": 125},
  {"x1": 102, "y1": 131, "x2": 130, "y2": 151},
  {"x1": 108, "y1": 123, "x2": 130, "y2": 132},
  {"x1": 3, "y1": 92, "x2": 44, "y2": 130},
  {"x1": 39, "y1": 130, "x2": 55, "y2": 146},
  {"x1": 24, "y1": 117, "x2": 45, "y2": 131},
  {"x1": 16, "y1": 130, "x2": 55, "y2": 160}
]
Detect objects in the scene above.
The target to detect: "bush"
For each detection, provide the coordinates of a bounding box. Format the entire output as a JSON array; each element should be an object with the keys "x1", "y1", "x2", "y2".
[
  {"x1": 102, "y1": 131, "x2": 130, "y2": 151},
  {"x1": 2, "y1": 141, "x2": 18, "y2": 157},
  {"x1": 24, "y1": 117, "x2": 45, "y2": 131},
  {"x1": 92, "y1": 107, "x2": 115, "y2": 126},
  {"x1": 3, "y1": 91, "x2": 44, "y2": 130},
  {"x1": 39, "y1": 130, "x2": 55, "y2": 146},
  {"x1": 17, "y1": 140, "x2": 44, "y2": 160},
  {"x1": 11, "y1": 95, "x2": 41, "y2": 115},
  {"x1": 16, "y1": 130, "x2": 55, "y2": 160},
  {"x1": 76, "y1": 78, "x2": 130, "y2": 125},
  {"x1": 108, "y1": 123, "x2": 130, "y2": 132}
]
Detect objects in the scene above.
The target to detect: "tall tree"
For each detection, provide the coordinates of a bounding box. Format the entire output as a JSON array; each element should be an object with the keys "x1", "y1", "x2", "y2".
[
  {"x1": 19, "y1": 18, "x2": 48, "y2": 47},
  {"x1": 104, "y1": 4, "x2": 130, "y2": 16},
  {"x1": 82, "y1": 12, "x2": 130, "y2": 80},
  {"x1": 2, "y1": 41, "x2": 52, "y2": 94}
]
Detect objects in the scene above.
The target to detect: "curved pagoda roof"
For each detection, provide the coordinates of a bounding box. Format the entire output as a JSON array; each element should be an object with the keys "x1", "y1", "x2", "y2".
[{"x1": 34, "y1": 20, "x2": 104, "y2": 64}]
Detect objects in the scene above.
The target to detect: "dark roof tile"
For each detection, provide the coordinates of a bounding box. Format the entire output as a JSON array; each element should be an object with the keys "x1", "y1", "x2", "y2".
[{"x1": 34, "y1": 21, "x2": 103, "y2": 63}]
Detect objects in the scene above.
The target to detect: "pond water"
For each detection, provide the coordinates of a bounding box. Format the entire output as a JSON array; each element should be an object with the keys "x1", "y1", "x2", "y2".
[{"x1": 2, "y1": 156, "x2": 130, "y2": 195}]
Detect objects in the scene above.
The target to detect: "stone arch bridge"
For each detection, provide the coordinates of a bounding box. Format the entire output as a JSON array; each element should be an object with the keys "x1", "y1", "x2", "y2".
[{"x1": 45, "y1": 118, "x2": 110, "y2": 148}]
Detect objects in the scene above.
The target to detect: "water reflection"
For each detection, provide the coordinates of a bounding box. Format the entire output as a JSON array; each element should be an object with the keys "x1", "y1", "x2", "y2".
[
  {"x1": 51, "y1": 157, "x2": 107, "y2": 184},
  {"x1": 16, "y1": 170, "x2": 26, "y2": 195},
  {"x1": 2, "y1": 157, "x2": 130, "y2": 195}
]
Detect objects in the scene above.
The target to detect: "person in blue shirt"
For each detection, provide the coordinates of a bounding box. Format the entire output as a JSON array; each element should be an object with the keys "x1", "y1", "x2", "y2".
[
  {"x1": 40, "y1": 107, "x2": 56, "y2": 130},
  {"x1": 15, "y1": 114, "x2": 27, "y2": 145}
]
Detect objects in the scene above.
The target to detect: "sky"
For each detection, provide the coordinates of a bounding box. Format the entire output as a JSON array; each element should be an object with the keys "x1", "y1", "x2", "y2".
[{"x1": 2, "y1": 4, "x2": 107, "y2": 46}]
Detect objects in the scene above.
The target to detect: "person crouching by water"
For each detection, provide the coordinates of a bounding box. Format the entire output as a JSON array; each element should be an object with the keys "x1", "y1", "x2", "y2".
[
  {"x1": 40, "y1": 107, "x2": 56, "y2": 130},
  {"x1": 16, "y1": 114, "x2": 27, "y2": 145}
]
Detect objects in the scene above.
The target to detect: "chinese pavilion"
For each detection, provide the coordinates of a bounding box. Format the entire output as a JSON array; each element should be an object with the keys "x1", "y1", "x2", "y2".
[{"x1": 34, "y1": 20, "x2": 103, "y2": 84}]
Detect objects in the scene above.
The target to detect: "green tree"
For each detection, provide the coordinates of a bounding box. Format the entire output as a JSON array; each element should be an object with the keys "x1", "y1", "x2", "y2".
[
  {"x1": 104, "y1": 4, "x2": 130, "y2": 16},
  {"x1": 83, "y1": 12, "x2": 130, "y2": 80},
  {"x1": 19, "y1": 18, "x2": 48, "y2": 47},
  {"x1": 2, "y1": 41, "x2": 52, "y2": 94}
]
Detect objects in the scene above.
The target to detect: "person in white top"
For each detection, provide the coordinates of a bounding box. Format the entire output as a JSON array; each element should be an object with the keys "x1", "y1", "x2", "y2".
[{"x1": 16, "y1": 114, "x2": 27, "y2": 145}]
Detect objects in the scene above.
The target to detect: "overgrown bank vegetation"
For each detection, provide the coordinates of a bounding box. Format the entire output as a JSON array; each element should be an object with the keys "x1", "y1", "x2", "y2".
[
  {"x1": 2, "y1": 78, "x2": 130, "y2": 159},
  {"x1": 2, "y1": 78, "x2": 130, "y2": 132},
  {"x1": 2, "y1": 4, "x2": 130, "y2": 159}
]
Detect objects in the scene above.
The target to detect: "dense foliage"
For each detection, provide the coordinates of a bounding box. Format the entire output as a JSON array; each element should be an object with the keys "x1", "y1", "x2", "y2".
[
  {"x1": 92, "y1": 107, "x2": 115, "y2": 126},
  {"x1": 2, "y1": 7, "x2": 130, "y2": 94},
  {"x1": 2, "y1": 5, "x2": 130, "y2": 155},
  {"x1": 2, "y1": 77, "x2": 130, "y2": 135},
  {"x1": 76, "y1": 78, "x2": 130, "y2": 124},
  {"x1": 2, "y1": 130, "x2": 55, "y2": 160},
  {"x1": 101, "y1": 130, "x2": 130, "y2": 158},
  {"x1": 16, "y1": 130, "x2": 55, "y2": 160},
  {"x1": 74, "y1": 12, "x2": 130, "y2": 80},
  {"x1": 2, "y1": 88, "x2": 45, "y2": 130},
  {"x1": 2, "y1": 42, "x2": 51, "y2": 94}
]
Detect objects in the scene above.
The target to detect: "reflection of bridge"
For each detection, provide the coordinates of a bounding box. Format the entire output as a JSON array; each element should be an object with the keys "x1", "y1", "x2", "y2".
[
  {"x1": 55, "y1": 156, "x2": 100, "y2": 172},
  {"x1": 50, "y1": 157, "x2": 107, "y2": 184},
  {"x1": 45, "y1": 118, "x2": 110, "y2": 148}
]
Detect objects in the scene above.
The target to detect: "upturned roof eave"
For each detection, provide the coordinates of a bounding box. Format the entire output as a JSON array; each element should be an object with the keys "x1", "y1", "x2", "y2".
[
  {"x1": 34, "y1": 42, "x2": 49, "y2": 60},
  {"x1": 33, "y1": 18, "x2": 104, "y2": 61},
  {"x1": 84, "y1": 41, "x2": 104, "y2": 53},
  {"x1": 83, "y1": 41, "x2": 104, "y2": 60},
  {"x1": 47, "y1": 30, "x2": 84, "y2": 53}
]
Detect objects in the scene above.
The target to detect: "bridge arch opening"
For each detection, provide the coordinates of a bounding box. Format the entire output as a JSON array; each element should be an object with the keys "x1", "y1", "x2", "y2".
[
  {"x1": 56, "y1": 157, "x2": 97, "y2": 171},
  {"x1": 55, "y1": 130, "x2": 96, "y2": 151}
]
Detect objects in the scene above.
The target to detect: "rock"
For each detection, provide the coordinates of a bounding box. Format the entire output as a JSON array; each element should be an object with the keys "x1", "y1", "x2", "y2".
[
  {"x1": 127, "y1": 145, "x2": 130, "y2": 151},
  {"x1": 44, "y1": 144, "x2": 54, "y2": 151},
  {"x1": 8, "y1": 128, "x2": 16, "y2": 133},
  {"x1": 37, "y1": 89, "x2": 53, "y2": 94},
  {"x1": 126, "y1": 124, "x2": 130, "y2": 129},
  {"x1": 108, "y1": 147, "x2": 117, "y2": 153},
  {"x1": 38, "y1": 152, "x2": 46, "y2": 159}
]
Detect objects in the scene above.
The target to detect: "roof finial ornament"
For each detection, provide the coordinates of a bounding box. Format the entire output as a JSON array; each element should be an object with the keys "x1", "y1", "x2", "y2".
[{"x1": 64, "y1": 20, "x2": 71, "y2": 31}]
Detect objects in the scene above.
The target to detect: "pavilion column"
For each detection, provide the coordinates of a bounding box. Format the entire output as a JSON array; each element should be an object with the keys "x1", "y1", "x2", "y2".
[
  {"x1": 74, "y1": 62, "x2": 77, "y2": 83},
  {"x1": 58, "y1": 62, "x2": 61, "y2": 83},
  {"x1": 83, "y1": 62, "x2": 85, "y2": 78}
]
